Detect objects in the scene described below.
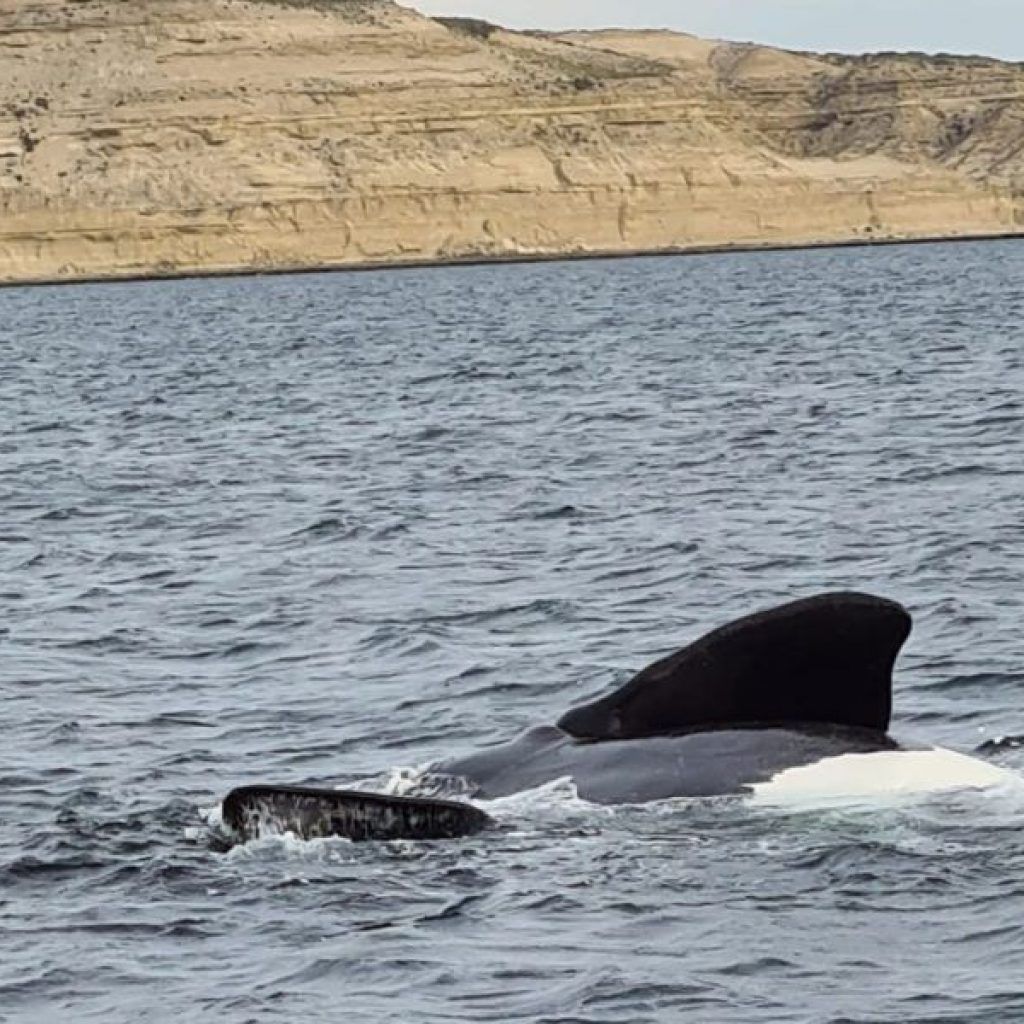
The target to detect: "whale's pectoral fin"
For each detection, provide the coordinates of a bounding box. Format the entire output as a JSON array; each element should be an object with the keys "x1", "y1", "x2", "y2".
[
  {"x1": 222, "y1": 785, "x2": 494, "y2": 843},
  {"x1": 558, "y1": 592, "x2": 911, "y2": 740}
]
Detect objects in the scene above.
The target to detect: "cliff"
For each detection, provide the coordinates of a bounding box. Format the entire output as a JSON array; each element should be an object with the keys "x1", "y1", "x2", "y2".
[{"x1": 2, "y1": 0, "x2": 1024, "y2": 284}]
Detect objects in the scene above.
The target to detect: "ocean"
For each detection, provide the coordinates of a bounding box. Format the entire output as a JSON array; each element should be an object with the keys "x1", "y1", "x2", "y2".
[{"x1": 3, "y1": 239, "x2": 1024, "y2": 1022}]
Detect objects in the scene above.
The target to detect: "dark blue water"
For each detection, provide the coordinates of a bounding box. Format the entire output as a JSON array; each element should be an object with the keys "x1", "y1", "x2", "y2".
[{"x1": 3, "y1": 240, "x2": 1024, "y2": 1022}]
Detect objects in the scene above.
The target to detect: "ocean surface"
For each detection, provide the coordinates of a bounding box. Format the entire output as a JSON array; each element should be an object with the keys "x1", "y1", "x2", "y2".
[{"x1": 3, "y1": 240, "x2": 1024, "y2": 1023}]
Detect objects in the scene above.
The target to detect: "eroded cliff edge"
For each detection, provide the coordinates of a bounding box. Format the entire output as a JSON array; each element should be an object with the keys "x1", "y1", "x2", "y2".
[{"x1": 3, "y1": 0, "x2": 1024, "y2": 283}]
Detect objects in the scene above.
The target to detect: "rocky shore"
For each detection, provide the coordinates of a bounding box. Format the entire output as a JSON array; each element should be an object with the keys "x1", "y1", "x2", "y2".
[{"x1": 2, "y1": 0, "x2": 1023, "y2": 284}]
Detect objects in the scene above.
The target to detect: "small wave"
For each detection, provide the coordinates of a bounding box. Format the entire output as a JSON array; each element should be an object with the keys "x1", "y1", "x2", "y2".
[
  {"x1": 134, "y1": 569, "x2": 177, "y2": 584},
  {"x1": 45, "y1": 721, "x2": 82, "y2": 740},
  {"x1": 920, "y1": 671, "x2": 1024, "y2": 693},
  {"x1": 412, "y1": 425, "x2": 449, "y2": 442},
  {"x1": 977, "y1": 734, "x2": 1024, "y2": 752},
  {"x1": 532, "y1": 504, "x2": 584, "y2": 521},
  {"x1": 718, "y1": 956, "x2": 799, "y2": 977},
  {"x1": 0, "y1": 854, "x2": 108, "y2": 883},
  {"x1": 287, "y1": 516, "x2": 361, "y2": 541},
  {"x1": 143, "y1": 712, "x2": 217, "y2": 730},
  {"x1": 54, "y1": 628, "x2": 151, "y2": 653},
  {"x1": 420, "y1": 597, "x2": 579, "y2": 628},
  {"x1": 163, "y1": 639, "x2": 286, "y2": 661},
  {"x1": 370, "y1": 521, "x2": 409, "y2": 539},
  {"x1": 355, "y1": 624, "x2": 442, "y2": 657},
  {"x1": 35, "y1": 506, "x2": 82, "y2": 521},
  {"x1": 24, "y1": 420, "x2": 68, "y2": 434}
]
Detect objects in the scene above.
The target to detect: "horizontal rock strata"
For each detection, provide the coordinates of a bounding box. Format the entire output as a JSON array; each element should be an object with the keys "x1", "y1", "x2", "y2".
[{"x1": 2, "y1": 0, "x2": 1023, "y2": 283}]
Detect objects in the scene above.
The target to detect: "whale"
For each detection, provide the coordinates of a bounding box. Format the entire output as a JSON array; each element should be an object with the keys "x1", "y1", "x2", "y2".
[{"x1": 221, "y1": 592, "x2": 1011, "y2": 843}]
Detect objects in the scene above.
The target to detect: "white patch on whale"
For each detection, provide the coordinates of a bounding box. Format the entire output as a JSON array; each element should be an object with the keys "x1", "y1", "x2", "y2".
[{"x1": 751, "y1": 747, "x2": 1021, "y2": 806}]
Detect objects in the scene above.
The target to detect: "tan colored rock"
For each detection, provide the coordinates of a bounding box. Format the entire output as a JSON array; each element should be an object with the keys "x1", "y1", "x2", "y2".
[{"x1": 1, "y1": 0, "x2": 1023, "y2": 284}]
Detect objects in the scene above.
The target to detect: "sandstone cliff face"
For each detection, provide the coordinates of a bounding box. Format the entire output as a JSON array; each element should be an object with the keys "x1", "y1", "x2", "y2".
[{"x1": 2, "y1": 0, "x2": 1023, "y2": 283}]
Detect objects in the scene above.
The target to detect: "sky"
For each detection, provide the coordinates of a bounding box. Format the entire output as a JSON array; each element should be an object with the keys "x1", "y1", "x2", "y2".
[{"x1": 412, "y1": 1, "x2": 1024, "y2": 62}]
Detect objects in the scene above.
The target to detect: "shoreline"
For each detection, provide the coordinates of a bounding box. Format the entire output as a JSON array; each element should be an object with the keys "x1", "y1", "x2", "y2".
[
  {"x1": 5, "y1": 229, "x2": 1024, "y2": 291},
  {"x1": 6, "y1": 2, "x2": 1024, "y2": 295}
]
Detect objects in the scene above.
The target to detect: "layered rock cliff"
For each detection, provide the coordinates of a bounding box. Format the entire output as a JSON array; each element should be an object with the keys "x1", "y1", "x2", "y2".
[{"x1": 2, "y1": 0, "x2": 1023, "y2": 283}]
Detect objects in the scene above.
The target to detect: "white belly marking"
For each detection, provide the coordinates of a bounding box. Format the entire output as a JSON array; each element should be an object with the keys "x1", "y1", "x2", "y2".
[{"x1": 751, "y1": 748, "x2": 1019, "y2": 805}]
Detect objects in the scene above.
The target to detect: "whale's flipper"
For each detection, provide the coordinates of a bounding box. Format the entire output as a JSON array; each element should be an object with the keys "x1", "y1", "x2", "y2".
[
  {"x1": 222, "y1": 786, "x2": 493, "y2": 843},
  {"x1": 557, "y1": 592, "x2": 911, "y2": 741}
]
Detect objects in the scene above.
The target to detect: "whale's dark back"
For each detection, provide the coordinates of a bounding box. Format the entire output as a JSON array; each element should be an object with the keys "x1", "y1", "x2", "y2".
[{"x1": 557, "y1": 592, "x2": 911, "y2": 740}]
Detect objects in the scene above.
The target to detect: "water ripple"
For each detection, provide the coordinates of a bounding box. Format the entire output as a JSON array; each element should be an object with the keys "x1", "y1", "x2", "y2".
[{"x1": 2, "y1": 240, "x2": 1024, "y2": 1022}]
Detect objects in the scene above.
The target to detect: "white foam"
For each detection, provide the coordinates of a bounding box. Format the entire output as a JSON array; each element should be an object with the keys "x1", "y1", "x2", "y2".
[
  {"x1": 751, "y1": 747, "x2": 1021, "y2": 807},
  {"x1": 377, "y1": 765, "x2": 434, "y2": 797},
  {"x1": 224, "y1": 831, "x2": 357, "y2": 861},
  {"x1": 482, "y1": 775, "x2": 587, "y2": 812},
  {"x1": 198, "y1": 802, "x2": 224, "y2": 829},
  {"x1": 375, "y1": 764, "x2": 477, "y2": 801}
]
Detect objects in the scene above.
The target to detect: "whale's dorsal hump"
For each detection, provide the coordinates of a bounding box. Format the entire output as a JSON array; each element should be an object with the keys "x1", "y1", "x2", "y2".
[{"x1": 557, "y1": 592, "x2": 912, "y2": 740}]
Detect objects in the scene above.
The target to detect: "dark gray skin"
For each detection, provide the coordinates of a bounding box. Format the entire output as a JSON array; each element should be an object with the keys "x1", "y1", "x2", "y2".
[
  {"x1": 222, "y1": 592, "x2": 915, "y2": 842},
  {"x1": 437, "y1": 723, "x2": 903, "y2": 804},
  {"x1": 556, "y1": 592, "x2": 911, "y2": 742},
  {"x1": 437, "y1": 591, "x2": 913, "y2": 803}
]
